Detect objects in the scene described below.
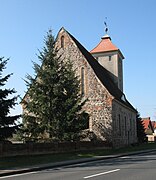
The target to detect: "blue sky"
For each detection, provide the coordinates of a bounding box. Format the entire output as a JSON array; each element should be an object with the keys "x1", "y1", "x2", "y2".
[{"x1": 0, "y1": 0, "x2": 156, "y2": 120}]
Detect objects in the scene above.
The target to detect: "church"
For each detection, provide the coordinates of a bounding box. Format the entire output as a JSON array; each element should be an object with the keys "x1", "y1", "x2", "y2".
[{"x1": 54, "y1": 27, "x2": 137, "y2": 147}]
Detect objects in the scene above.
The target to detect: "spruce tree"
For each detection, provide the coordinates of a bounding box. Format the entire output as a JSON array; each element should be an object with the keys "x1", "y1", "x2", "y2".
[
  {"x1": 22, "y1": 30, "x2": 89, "y2": 142},
  {"x1": 0, "y1": 57, "x2": 21, "y2": 141},
  {"x1": 136, "y1": 112, "x2": 147, "y2": 143}
]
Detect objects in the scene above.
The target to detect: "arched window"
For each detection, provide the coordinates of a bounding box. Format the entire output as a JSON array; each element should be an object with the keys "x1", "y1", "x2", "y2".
[
  {"x1": 125, "y1": 116, "x2": 127, "y2": 136},
  {"x1": 81, "y1": 67, "x2": 85, "y2": 96},
  {"x1": 118, "y1": 114, "x2": 121, "y2": 136},
  {"x1": 61, "y1": 36, "x2": 64, "y2": 48}
]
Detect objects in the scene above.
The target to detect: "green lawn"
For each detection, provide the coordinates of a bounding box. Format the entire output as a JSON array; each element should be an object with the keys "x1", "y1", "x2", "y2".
[{"x1": 1, "y1": 143, "x2": 156, "y2": 169}]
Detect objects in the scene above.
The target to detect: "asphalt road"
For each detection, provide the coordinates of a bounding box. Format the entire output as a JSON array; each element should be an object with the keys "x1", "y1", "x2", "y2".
[{"x1": 1, "y1": 151, "x2": 156, "y2": 180}]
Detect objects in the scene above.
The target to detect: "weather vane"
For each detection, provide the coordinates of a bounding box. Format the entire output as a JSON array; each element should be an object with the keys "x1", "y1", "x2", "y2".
[
  {"x1": 49, "y1": 29, "x2": 52, "y2": 33},
  {"x1": 104, "y1": 17, "x2": 108, "y2": 34}
]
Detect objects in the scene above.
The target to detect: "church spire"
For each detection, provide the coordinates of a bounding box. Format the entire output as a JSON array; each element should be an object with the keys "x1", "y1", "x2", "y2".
[{"x1": 90, "y1": 26, "x2": 124, "y2": 91}]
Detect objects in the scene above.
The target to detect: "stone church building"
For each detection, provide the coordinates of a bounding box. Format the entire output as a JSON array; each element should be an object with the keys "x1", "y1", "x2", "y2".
[
  {"x1": 55, "y1": 27, "x2": 137, "y2": 147},
  {"x1": 22, "y1": 27, "x2": 137, "y2": 147}
]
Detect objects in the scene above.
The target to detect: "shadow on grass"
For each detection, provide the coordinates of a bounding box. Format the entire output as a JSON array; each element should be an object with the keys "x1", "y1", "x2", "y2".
[{"x1": 0, "y1": 143, "x2": 156, "y2": 169}]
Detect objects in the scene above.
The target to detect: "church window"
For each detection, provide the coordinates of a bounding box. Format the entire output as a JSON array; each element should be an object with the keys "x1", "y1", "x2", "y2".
[
  {"x1": 83, "y1": 114, "x2": 89, "y2": 130},
  {"x1": 130, "y1": 118, "x2": 132, "y2": 135},
  {"x1": 118, "y1": 114, "x2": 121, "y2": 136},
  {"x1": 61, "y1": 36, "x2": 65, "y2": 48},
  {"x1": 109, "y1": 55, "x2": 112, "y2": 61},
  {"x1": 125, "y1": 116, "x2": 127, "y2": 136},
  {"x1": 81, "y1": 67, "x2": 85, "y2": 97}
]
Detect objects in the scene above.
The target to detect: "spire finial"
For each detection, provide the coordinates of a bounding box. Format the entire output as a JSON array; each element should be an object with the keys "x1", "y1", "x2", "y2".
[{"x1": 104, "y1": 17, "x2": 108, "y2": 34}]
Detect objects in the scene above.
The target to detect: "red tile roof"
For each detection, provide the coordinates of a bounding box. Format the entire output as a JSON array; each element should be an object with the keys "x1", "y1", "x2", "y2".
[
  {"x1": 151, "y1": 121, "x2": 156, "y2": 129},
  {"x1": 90, "y1": 35, "x2": 118, "y2": 54},
  {"x1": 141, "y1": 117, "x2": 154, "y2": 133},
  {"x1": 142, "y1": 117, "x2": 150, "y2": 129}
]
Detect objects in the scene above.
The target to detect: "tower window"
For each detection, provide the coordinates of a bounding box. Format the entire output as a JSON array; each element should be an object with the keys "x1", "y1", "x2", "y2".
[
  {"x1": 61, "y1": 36, "x2": 64, "y2": 48},
  {"x1": 81, "y1": 67, "x2": 85, "y2": 97},
  {"x1": 109, "y1": 55, "x2": 112, "y2": 61}
]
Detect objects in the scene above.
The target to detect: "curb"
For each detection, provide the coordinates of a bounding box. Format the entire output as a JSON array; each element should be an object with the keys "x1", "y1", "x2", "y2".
[{"x1": 0, "y1": 149, "x2": 156, "y2": 177}]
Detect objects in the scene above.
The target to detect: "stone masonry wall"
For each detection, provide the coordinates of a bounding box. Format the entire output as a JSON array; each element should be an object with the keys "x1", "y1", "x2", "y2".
[
  {"x1": 112, "y1": 100, "x2": 137, "y2": 147},
  {"x1": 55, "y1": 28, "x2": 114, "y2": 143}
]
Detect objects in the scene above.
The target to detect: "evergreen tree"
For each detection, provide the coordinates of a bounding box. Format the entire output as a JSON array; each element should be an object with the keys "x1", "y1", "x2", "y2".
[
  {"x1": 0, "y1": 57, "x2": 21, "y2": 141},
  {"x1": 22, "y1": 30, "x2": 89, "y2": 142},
  {"x1": 136, "y1": 111, "x2": 147, "y2": 143}
]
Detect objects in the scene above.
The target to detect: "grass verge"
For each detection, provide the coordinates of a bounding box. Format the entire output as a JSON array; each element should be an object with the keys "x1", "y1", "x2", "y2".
[{"x1": 0, "y1": 143, "x2": 156, "y2": 169}]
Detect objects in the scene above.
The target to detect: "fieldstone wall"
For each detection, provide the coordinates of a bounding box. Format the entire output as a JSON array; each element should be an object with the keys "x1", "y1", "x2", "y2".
[
  {"x1": 55, "y1": 28, "x2": 114, "y2": 143},
  {"x1": 112, "y1": 100, "x2": 137, "y2": 147}
]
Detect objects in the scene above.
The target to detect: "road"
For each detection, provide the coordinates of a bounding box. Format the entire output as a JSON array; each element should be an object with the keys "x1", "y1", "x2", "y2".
[{"x1": 1, "y1": 151, "x2": 156, "y2": 180}]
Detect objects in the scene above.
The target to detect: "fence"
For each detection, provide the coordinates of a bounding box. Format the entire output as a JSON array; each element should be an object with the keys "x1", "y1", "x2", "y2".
[{"x1": 0, "y1": 141, "x2": 111, "y2": 157}]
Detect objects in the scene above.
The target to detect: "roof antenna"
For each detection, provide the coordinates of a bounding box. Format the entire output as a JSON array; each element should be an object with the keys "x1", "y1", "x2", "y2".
[{"x1": 104, "y1": 17, "x2": 108, "y2": 34}]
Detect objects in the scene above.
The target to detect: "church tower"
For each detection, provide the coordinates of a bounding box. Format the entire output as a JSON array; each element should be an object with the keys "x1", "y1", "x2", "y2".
[{"x1": 90, "y1": 34, "x2": 124, "y2": 92}]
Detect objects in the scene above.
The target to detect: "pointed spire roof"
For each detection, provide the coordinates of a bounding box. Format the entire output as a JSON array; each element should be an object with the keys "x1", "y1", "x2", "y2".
[{"x1": 90, "y1": 34, "x2": 124, "y2": 59}]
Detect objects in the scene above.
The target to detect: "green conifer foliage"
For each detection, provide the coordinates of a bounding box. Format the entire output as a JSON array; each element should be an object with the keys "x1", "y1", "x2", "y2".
[
  {"x1": 136, "y1": 112, "x2": 147, "y2": 143},
  {"x1": 22, "y1": 30, "x2": 89, "y2": 142},
  {"x1": 0, "y1": 57, "x2": 20, "y2": 141}
]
